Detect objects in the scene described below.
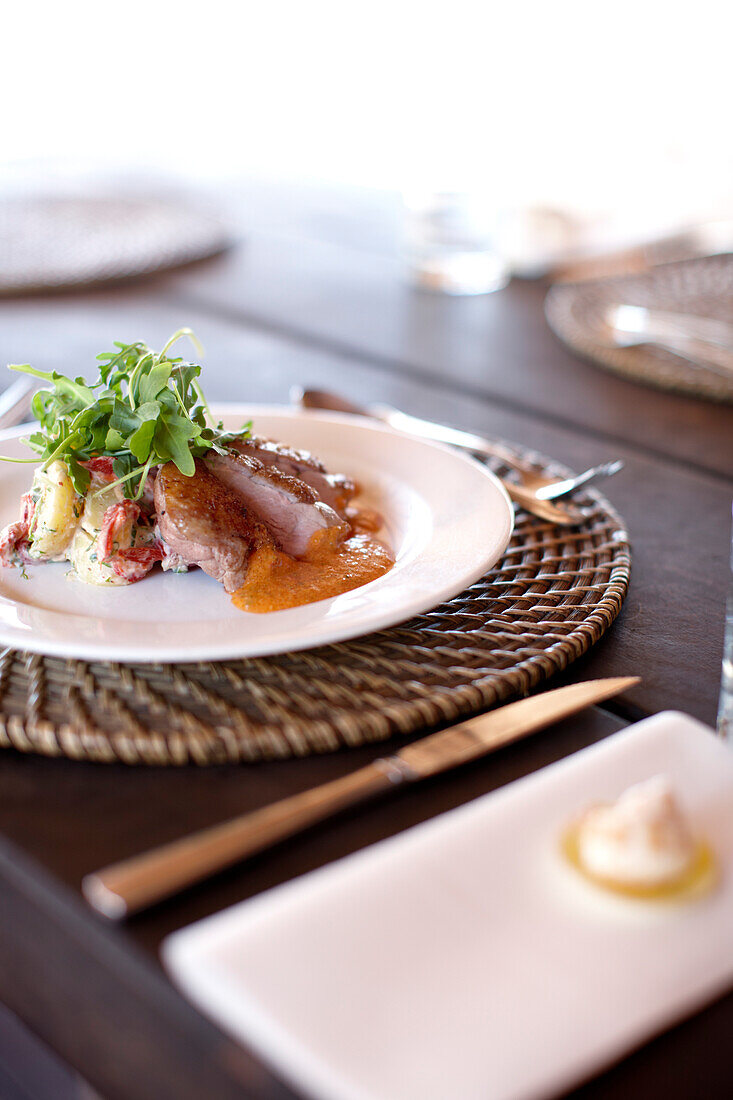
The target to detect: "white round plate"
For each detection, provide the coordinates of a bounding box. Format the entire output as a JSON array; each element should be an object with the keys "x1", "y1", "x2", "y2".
[{"x1": 0, "y1": 406, "x2": 513, "y2": 663}]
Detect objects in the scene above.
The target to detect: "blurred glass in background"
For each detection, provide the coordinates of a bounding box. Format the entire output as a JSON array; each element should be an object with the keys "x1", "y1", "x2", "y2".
[{"x1": 403, "y1": 192, "x2": 509, "y2": 294}]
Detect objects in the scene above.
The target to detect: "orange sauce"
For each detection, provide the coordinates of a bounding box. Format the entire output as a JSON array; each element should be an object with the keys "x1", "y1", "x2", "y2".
[{"x1": 232, "y1": 512, "x2": 393, "y2": 613}]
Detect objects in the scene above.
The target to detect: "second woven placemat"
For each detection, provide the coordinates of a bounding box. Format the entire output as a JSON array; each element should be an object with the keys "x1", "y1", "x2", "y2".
[
  {"x1": 545, "y1": 255, "x2": 733, "y2": 403},
  {"x1": 0, "y1": 443, "x2": 630, "y2": 765}
]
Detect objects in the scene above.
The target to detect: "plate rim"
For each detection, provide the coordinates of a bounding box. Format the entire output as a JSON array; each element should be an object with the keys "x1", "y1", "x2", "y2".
[{"x1": 0, "y1": 404, "x2": 514, "y2": 663}]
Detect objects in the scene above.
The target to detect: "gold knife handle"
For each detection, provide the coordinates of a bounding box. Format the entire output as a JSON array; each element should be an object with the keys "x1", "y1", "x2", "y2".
[{"x1": 82, "y1": 761, "x2": 399, "y2": 919}]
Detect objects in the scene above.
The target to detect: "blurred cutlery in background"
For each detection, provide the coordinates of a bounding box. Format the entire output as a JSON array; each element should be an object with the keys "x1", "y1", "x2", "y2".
[
  {"x1": 0, "y1": 376, "x2": 37, "y2": 430},
  {"x1": 552, "y1": 219, "x2": 733, "y2": 283},
  {"x1": 602, "y1": 305, "x2": 733, "y2": 378}
]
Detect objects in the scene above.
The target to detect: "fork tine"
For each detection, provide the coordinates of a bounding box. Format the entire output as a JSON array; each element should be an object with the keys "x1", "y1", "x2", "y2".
[{"x1": 534, "y1": 459, "x2": 624, "y2": 502}]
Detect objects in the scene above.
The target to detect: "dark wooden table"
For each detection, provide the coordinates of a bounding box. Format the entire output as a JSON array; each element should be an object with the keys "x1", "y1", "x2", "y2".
[{"x1": 0, "y1": 182, "x2": 731, "y2": 1100}]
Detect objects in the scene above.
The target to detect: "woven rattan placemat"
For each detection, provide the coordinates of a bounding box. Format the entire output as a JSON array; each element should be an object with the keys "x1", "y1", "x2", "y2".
[
  {"x1": 0, "y1": 443, "x2": 630, "y2": 766},
  {"x1": 0, "y1": 193, "x2": 231, "y2": 295},
  {"x1": 545, "y1": 256, "x2": 733, "y2": 403}
]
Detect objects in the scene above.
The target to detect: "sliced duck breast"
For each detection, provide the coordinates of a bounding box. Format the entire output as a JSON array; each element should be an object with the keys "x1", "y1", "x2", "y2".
[
  {"x1": 205, "y1": 449, "x2": 349, "y2": 559},
  {"x1": 231, "y1": 435, "x2": 355, "y2": 516},
  {"x1": 154, "y1": 460, "x2": 271, "y2": 592}
]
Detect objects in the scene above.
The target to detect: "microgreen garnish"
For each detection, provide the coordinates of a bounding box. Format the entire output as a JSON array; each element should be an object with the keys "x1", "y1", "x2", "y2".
[{"x1": 1, "y1": 329, "x2": 250, "y2": 499}]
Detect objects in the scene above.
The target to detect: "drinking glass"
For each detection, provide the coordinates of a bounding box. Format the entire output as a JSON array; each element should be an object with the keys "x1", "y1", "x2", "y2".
[{"x1": 403, "y1": 190, "x2": 509, "y2": 295}]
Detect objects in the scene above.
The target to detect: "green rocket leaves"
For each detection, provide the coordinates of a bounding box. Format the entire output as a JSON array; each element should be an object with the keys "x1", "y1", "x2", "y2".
[{"x1": 4, "y1": 329, "x2": 249, "y2": 499}]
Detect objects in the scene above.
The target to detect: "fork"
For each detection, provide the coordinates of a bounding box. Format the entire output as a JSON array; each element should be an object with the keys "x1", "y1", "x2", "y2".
[
  {"x1": 293, "y1": 388, "x2": 623, "y2": 504},
  {"x1": 533, "y1": 460, "x2": 624, "y2": 500}
]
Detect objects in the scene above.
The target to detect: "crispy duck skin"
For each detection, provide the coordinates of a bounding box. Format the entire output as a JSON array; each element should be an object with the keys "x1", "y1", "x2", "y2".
[
  {"x1": 231, "y1": 435, "x2": 356, "y2": 516},
  {"x1": 204, "y1": 449, "x2": 349, "y2": 559},
  {"x1": 154, "y1": 460, "x2": 272, "y2": 593}
]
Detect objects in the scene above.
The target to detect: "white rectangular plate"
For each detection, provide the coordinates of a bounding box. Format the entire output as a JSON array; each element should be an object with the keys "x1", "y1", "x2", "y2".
[{"x1": 163, "y1": 713, "x2": 733, "y2": 1100}]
